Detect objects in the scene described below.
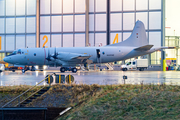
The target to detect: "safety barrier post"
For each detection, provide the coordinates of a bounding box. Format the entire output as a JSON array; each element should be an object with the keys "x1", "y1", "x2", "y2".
[{"x1": 69, "y1": 75, "x2": 71, "y2": 84}]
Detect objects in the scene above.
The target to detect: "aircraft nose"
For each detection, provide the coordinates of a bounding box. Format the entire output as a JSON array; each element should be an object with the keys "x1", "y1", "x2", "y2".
[
  {"x1": 3, "y1": 57, "x2": 7, "y2": 62},
  {"x1": 3, "y1": 57, "x2": 10, "y2": 63}
]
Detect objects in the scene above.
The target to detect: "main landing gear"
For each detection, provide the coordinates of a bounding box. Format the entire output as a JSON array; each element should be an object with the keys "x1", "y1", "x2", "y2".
[{"x1": 60, "y1": 67, "x2": 77, "y2": 73}]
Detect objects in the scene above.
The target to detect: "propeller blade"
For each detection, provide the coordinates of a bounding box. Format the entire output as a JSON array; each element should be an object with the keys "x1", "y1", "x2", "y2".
[
  {"x1": 46, "y1": 49, "x2": 51, "y2": 61},
  {"x1": 52, "y1": 48, "x2": 58, "y2": 59}
]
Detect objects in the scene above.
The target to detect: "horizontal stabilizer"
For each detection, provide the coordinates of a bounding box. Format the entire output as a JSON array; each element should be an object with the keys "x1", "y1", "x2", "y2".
[{"x1": 134, "y1": 45, "x2": 154, "y2": 51}]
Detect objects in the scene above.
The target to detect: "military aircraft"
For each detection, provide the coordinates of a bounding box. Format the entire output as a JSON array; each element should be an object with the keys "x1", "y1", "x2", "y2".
[{"x1": 3, "y1": 20, "x2": 169, "y2": 73}]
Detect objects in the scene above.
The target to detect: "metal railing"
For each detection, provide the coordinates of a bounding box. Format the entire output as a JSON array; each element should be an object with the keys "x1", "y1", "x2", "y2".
[{"x1": 2, "y1": 74, "x2": 53, "y2": 108}]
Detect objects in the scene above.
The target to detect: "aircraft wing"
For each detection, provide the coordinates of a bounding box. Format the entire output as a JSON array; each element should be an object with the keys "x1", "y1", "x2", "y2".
[{"x1": 57, "y1": 52, "x2": 93, "y2": 64}]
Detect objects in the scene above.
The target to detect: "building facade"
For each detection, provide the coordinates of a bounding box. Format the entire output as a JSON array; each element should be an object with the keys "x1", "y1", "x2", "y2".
[{"x1": 0, "y1": 0, "x2": 165, "y2": 65}]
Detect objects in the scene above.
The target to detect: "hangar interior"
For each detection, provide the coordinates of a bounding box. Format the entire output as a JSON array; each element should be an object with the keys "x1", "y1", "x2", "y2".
[{"x1": 0, "y1": 0, "x2": 178, "y2": 68}]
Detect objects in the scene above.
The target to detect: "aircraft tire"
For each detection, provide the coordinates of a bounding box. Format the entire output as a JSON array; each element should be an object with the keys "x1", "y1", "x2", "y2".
[
  {"x1": 22, "y1": 69, "x2": 25, "y2": 73},
  {"x1": 60, "y1": 67, "x2": 65, "y2": 73},
  {"x1": 12, "y1": 70, "x2": 15, "y2": 72},
  {"x1": 72, "y1": 68, "x2": 77, "y2": 73}
]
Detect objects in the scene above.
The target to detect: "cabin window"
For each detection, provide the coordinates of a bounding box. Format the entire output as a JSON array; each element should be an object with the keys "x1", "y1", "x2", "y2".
[{"x1": 34, "y1": 53, "x2": 36, "y2": 56}]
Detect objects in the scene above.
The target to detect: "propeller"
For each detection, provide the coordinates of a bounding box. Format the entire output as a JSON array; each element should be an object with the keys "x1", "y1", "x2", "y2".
[
  {"x1": 52, "y1": 48, "x2": 58, "y2": 59},
  {"x1": 46, "y1": 49, "x2": 52, "y2": 61}
]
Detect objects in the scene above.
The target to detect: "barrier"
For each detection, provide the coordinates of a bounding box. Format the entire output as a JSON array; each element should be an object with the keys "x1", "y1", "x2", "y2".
[
  {"x1": 45, "y1": 75, "x2": 53, "y2": 84},
  {"x1": 55, "y1": 75, "x2": 65, "y2": 84},
  {"x1": 65, "y1": 75, "x2": 74, "y2": 84}
]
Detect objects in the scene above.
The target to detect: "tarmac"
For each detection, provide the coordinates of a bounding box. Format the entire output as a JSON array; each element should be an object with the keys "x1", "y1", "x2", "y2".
[{"x1": 0, "y1": 70, "x2": 180, "y2": 86}]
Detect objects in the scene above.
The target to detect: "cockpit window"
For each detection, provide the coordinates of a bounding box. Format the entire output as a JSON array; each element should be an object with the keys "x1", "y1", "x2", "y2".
[
  {"x1": 17, "y1": 49, "x2": 21, "y2": 54},
  {"x1": 7, "y1": 49, "x2": 21, "y2": 56}
]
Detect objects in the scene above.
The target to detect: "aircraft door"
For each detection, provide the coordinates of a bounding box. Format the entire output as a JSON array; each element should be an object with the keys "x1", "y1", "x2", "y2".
[{"x1": 96, "y1": 49, "x2": 101, "y2": 63}]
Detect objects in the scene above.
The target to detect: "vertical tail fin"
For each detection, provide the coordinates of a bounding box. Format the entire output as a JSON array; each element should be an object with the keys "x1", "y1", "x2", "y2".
[{"x1": 108, "y1": 20, "x2": 148, "y2": 47}]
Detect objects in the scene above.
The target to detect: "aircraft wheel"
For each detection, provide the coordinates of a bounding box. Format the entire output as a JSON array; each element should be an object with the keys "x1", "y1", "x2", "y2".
[
  {"x1": 72, "y1": 68, "x2": 77, "y2": 73},
  {"x1": 60, "y1": 67, "x2": 65, "y2": 73},
  {"x1": 22, "y1": 69, "x2": 25, "y2": 73},
  {"x1": 12, "y1": 70, "x2": 15, "y2": 72}
]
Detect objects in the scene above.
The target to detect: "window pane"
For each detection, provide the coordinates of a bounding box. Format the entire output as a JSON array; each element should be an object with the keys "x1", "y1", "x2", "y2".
[
  {"x1": 52, "y1": 0, "x2": 62, "y2": 14},
  {"x1": 63, "y1": 34, "x2": 73, "y2": 47},
  {"x1": 27, "y1": 17, "x2": 36, "y2": 33},
  {"x1": 27, "y1": 0, "x2": 36, "y2": 15},
  {"x1": 6, "y1": 18, "x2": 15, "y2": 33},
  {"x1": 0, "y1": 0, "x2": 5, "y2": 16},
  {"x1": 40, "y1": 34, "x2": 50, "y2": 48},
  {"x1": 16, "y1": 35, "x2": 25, "y2": 49},
  {"x1": 110, "y1": 0, "x2": 122, "y2": 11},
  {"x1": 40, "y1": 0, "x2": 50, "y2": 14},
  {"x1": 16, "y1": 0, "x2": 25, "y2": 15},
  {"x1": 75, "y1": 34, "x2": 85, "y2": 47},
  {"x1": 63, "y1": 15, "x2": 73, "y2": 32},
  {"x1": 75, "y1": 0, "x2": 85, "y2": 13},
  {"x1": 136, "y1": 12, "x2": 148, "y2": 30},
  {"x1": 16, "y1": 17, "x2": 25, "y2": 33},
  {"x1": 110, "y1": 33, "x2": 122, "y2": 44},
  {"x1": 95, "y1": 14, "x2": 106, "y2": 31},
  {"x1": 89, "y1": 0, "x2": 94, "y2": 12},
  {"x1": 51, "y1": 34, "x2": 61, "y2": 47},
  {"x1": 51, "y1": 16, "x2": 62, "y2": 32},
  {"x1": 6, "y1": 35, "x2": 15, "y2": 51},
  {"x1": 75, "y1": 15, "x2": 85, "y2": 31},
  {"x1": 149, "y1": 12, "x2": 161, "y2": 29},
  {"x1": 89, "y1": 14, "x2": 94, "y2": 31},
  {"x1": 0, "y1": 35, "x2": 5, "y2": 51},
  {"x1": 0, "y1": 18, "x2": 5, "y2": 33},
  {"x1": 149, "y1": 0, "x2": 161, "y2": 10},
  {"x1": 110, "y1": 13, "x2": 122, "y2": 31},
  {"x1": 95, "y1": 33, "x2": 106, "y2": 47},
  {"x1": 89, "y1": 33, "x2": 94, "y2": 47},
  {"x1": 149, "y1": 32, "x2": 161, "y2": 47},
  {"x1": 123, "y1": 13, "x2": 134, "y2": 30},
  {"x1": 63, "y1": 0, "x2": 73, "y2": 13},
  {"x1": 6, "y1": 0, "x2": 15, "y2": 16},
  {"x1": 26, "y1": 35, "x2": 36, "y2": 48},
  {"x1": 123, "y1": 32, "x2": 131, "y2": 41},
  {"x1": 136, "y1": 0, "x2": 148, "y2": 10},
  {"x1": 40, "y1": 16, "x2": 50, "y2": 32},
  {"x1": 95, "y1": 0, "x2": 106, "y2": 12},
  {"x1": 123, "y1": 0, "x2": 135, "y2": 11}
]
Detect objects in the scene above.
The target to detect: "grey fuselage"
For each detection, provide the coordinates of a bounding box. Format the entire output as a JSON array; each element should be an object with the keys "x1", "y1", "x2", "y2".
[{"x1": 4, "y1": 46, "x2": 160, "y2": 67}]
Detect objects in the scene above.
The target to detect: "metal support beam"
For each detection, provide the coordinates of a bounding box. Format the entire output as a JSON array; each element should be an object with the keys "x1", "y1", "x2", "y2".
[
  {"x1": 85, "y1": 0, "x2": 89, "y2": 46},
  {"x1": 36, "y1": 0, "x2": 40, "y2": 48},
  {"x1": 161, "y1": 0, "x2": 165, "y2": 71},
  {"x1": 107, "y1": 0, "x2": 110, "y2": 45}
]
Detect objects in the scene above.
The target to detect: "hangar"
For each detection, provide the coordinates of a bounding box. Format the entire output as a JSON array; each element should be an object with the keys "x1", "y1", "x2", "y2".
[{"x1": 0, "y1": 0, "x2": 178, "y2": 69}]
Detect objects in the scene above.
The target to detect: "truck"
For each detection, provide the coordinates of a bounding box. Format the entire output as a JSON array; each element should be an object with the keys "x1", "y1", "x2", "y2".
[{"x1": 121, "y1": 59, "x2": 148, "y2": 71}]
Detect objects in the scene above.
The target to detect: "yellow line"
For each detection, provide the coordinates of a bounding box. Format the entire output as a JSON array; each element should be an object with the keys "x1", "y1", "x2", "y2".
[
  {"x1": 69, "y1": 75, "x2": 71, "y2": 84},
  {"x1": 59, "y1": 75, "x2": 61, "y2": 83},
  {"x1": 48, "y1": 75, "x2": 50, "y2": 84}
]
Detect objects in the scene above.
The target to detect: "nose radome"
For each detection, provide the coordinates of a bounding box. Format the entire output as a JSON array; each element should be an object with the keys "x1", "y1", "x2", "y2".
[{"x1": 3, "y1": 57, "x2": 9, "y2": 63}]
